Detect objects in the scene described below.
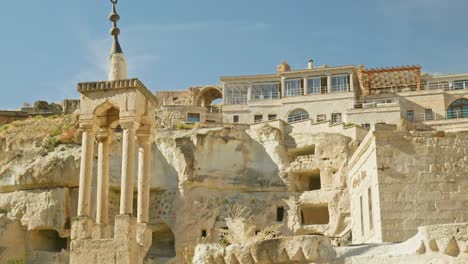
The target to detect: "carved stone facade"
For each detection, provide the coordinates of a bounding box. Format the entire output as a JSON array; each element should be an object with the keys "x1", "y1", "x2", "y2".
[{"x1": 70, "y1": 79, "x2": 156, "y2": 264}]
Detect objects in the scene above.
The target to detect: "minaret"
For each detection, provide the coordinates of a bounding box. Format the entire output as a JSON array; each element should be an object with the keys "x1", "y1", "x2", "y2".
[{"x1": 108, "y1": 0, "x2": 127, "y2": 81}]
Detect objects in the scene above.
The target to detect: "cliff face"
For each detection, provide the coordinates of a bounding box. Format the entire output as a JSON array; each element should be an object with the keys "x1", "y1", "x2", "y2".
[{"x1": 0, "y1": 117, "x2": 358, "y2": 263}]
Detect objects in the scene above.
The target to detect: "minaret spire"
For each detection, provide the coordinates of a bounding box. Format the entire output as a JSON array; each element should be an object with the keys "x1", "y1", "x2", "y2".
[{"x1": 108, "y1": 0, "x2": 127, "y2": 81}]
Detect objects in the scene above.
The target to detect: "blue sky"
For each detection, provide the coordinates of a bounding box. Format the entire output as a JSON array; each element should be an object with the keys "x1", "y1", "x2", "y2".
[{"x1": 0, "y1": 0, "x2": 467, "y2": 109}]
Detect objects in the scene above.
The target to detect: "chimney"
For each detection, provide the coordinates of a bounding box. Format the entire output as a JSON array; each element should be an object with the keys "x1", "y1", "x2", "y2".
[{"x1": 308, "y1": 59, "x2": 314, "y2": 69}]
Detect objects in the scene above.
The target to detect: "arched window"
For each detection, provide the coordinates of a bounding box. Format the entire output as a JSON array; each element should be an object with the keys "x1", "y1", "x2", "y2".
[
  {"x1": 447, "y1": 99, "x2": 468, "y2": 119},
  {"x1": 287, "y1": 109, "x2": 309, "y2": 123}
]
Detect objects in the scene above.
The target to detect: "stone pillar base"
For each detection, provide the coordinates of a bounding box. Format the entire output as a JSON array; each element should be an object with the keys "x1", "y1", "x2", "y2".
[
  {"x1": 137, "y1": 223, "x2": 152, "y2": 256},
  {"x1": 114, "y1": 214, "x2": 137, "y2": 240},
  {"x1": 93, "y1": 223, "x2": 112, "y2": 239},
  {"x1": 71, "y1": 216, "x2": 95, "y2": 240}
]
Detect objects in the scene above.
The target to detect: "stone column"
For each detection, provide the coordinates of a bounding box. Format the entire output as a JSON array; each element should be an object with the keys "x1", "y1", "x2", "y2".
[
  {"x1": 120, "y1": 122, "x2": 137, "y2": 215},
  {"x1": 77, "y1": 125, "x2": 95, "y2": 217},
  {"x1": 137, "y1": 130, "x2": 151, "y2": 223},
  {"x1": 327, "y1": 75, "x2": 332, "y2": 93},
  {"x1": 349, "y1": 73, "x2": 354, "y2": 92},
  {"x1": 95, "y1": 128, "x2": 111, "y2": 224},
  {"x1": 303, "y1": 78, "x2": 308, "y2": 95},
  {"x1": 281, "y1": 77, "x2": 286, "y2": 98}
]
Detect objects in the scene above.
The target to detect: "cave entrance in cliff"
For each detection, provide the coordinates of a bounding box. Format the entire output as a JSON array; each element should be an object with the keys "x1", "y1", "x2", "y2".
[
  {"x1": 29, "y1": 230, "x2": 68, "y2": 252},
  {"x1": 300, "y1": 204, "x2": 329, "y2": 225},
  {"x1": 146, "y1": 223, "x2": 176, "y2": 262},
  {"x1": 293, "y1": 169, "x2": 321, "y2": 192}
]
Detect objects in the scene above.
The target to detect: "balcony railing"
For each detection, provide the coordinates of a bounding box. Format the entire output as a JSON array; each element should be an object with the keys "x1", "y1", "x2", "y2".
[
  {"x1": 370, "y1": 82, "x2": 468, "y2": 94},
  {"x1": 225, "y1": 97, "x2": 248, "y2": 105},
  {"x1": 354, "y1": 98, "x2": 399, "y2": 109},
  {"x1": 287, "y1": 114, "x2": 310, "y2": 123},
  {"x1": 407, "y1": 110, "x2": 468, "y2": 122},
  {"x1": 251, "y1": 92, "x2": 280, "y2": 100},
  {"x1": 306, "y1": 86, "x2": 328, "y2": 95},
  {"x1": 330, "y1": 84, "x2": 350, "y2": 93}
]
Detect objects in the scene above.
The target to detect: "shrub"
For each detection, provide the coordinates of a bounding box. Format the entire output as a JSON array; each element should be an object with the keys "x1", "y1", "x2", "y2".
[
  {"x1": 8, "y1": 258, "x2": 25, "y2": 264},
  {"x1": 176, "y1": 123, "x2": 193, "y2": 130},
  {"x1": 50, "y1": 126, "x2": 62, "y2": 137},
  {"x1": 42, "y1": 136, "x2": 60, "y2": 150},
  {"x1": 0, "y1": 124, "x2": 10, "y2": 132}
]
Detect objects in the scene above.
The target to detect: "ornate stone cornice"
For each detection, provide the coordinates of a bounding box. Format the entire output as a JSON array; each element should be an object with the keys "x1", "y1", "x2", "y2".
[{"x1": 77, "y1": 78, "x2": 156, "y2": 104}]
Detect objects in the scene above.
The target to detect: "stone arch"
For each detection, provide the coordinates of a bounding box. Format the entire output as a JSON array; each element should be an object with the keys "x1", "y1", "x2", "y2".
[
  {"x1": 93, "y1": 101, "x2": 121, "y2": 128},
  {"x1": 146, "y1": 222, "x2": 176, "y2": 262},
  {"x1": 287, "y1": 108, "x2": 310, "y2": 123},
  {"x1": 447, "y1": 98, "x2": 468, "y2": 119},
  {"x1": 194, "y1": 86, "x2": 223, "y2": 107}
]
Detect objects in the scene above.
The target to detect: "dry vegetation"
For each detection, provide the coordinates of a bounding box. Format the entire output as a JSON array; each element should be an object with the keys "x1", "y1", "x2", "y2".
[
  {"x1": 218, "y1": 204, "x2": 282, "y2": 246},
  {"x1": 0, "y1": 114, "x2": 80, "y2": 148}
]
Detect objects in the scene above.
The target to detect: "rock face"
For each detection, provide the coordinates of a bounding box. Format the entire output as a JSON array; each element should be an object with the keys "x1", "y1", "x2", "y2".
[
  {"x1": 0, "y1": 117, "x2": 360, "y2": 263},
  {"x1": 1, "y1": 115, "x2": 466, "y2": 264}
]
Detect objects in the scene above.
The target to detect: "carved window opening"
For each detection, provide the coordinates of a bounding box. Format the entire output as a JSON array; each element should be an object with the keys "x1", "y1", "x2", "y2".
[
  {"x1": 300, "y1": 205, "x2": 329, "y2": 225},
  {"x1": 146, "y1": 223, "x2": 176, "y2": 260},
  {"x1": 368, "y1": 188, "x2": 373, "y2": 231},
  {"x1": 30, "y1": 230, "x2": 67, "y2": 252},
  {"x1": 293, "y1": 170, "x2": 321, "y2": 192},
  {"x1": 277, "y1": 207, "x2": 284, "y2": 222}
]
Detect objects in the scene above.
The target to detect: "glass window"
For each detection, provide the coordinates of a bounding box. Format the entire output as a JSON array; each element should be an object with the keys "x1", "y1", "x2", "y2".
[
  {"x1": 254, "y1": 115, "x2": 263, "y2": 123},
  {"x1": 233, "y1": 115, "x2": 239, "y2": 123},
  {"x1": 317, "y1": 114, "x2": 327, "y2": 122},
  {"x1": 361, "y1": 123, "x2": 371, "y2": 129},
  {"x1": 406, "y1": 110, "x2": 414, "y2": 122},
  {"x1": 284, "y1": 79, "x2": 303, "y2": 97},
  {"x1": 447, "y1": 99, "x2": 468, "y2": 119},
  {"x1": 331, "y1": 75, "x2": 350, "y2": 93},
  {"x1": 307, "y1": 77, "x2": 327, "y2": 94},
  {"x1": 452, "y1": 80, "x2": 468, "y2": 90},
  {"x1": 287, "y1": 109, "x2": 309, "y2": 123},
  {"x1": 331, "y1": 113, "x2": 342, "y2": 124},
  {"x1": 268, "y1": 114, "x2": 277, "y2": 121},
  {"x1": 424, "y1": 109, "x2": 434, "y2": 121},
  {"x1": 252, "y1": 82, "x2": 280, "y2": 100},
  {"x1": 224, "y1": 83, "x2": 248, "y2": 105},
  {"x1": 187, "y1": 113, "x2": 200, "y2": 123}
]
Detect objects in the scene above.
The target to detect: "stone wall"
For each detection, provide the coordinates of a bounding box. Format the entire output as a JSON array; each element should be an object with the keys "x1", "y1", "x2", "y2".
[{"x1": 349, "y1": 126, "x2": 468, "y2": 243}]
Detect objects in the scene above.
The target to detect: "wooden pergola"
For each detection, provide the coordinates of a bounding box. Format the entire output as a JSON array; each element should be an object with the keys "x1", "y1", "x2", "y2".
[{"x1": 359, "y1": 65, "x2": 421, "y2": 94}]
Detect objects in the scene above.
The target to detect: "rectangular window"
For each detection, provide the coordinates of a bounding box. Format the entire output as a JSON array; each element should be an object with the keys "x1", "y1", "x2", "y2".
[
  {"x1": 331, "y1": 113, "x2": 342, "y2": 124},
  {"x1": 201, "y1": 230, "x2": 207, "y2": 238},
  {"x1": 276, "y1": 207, "x2": 284, "y2": 222},
  {"x1": 331, "y1": 75, "x2": 350, "y2": 93},
  {"x1": 233, "y1": 115, "x2": 239, "y2": 123},
  {"x1": 368, "y1": 188, "x2": 373, "y2": 231},
  {"x1": 254, "y1": 115, "x2": 263, "y2": 123},
  {"x1": 224, "y1": 83, "x2": 248, "y2": 105},
  {"x1": 406, "y1": 110, "x2": 414, "y2": 122},
  {"x1": 360, "y1": 196, "x2": 364, "y2": 236},
  {"x1": 307, "y1": 77, "x2": 327, "y2": 94},
  {"x1": 424, "y1": 109, "x2": 434, "y2": 121},
  {"x1": 187, "y1": 113, "x2": 201, "y2": 123},
  {"x1": 317, "y1": 114, "x2": 327, "y2": 122},
  {"x1": 361, "y1": 123, "x2": 371, "y2": 129},
  {"x1": 284, "y1": 79, "x2": 303, "y2": 97},
  {"x1": 268, "y1": 114, "x2": 277, "y2": 121},
  {"x1": 252, "y1": 82, "x2": 280, "y2": 100},
  {"x1": 452, "y1": 80, "x2": 468, "y2": 90}
]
